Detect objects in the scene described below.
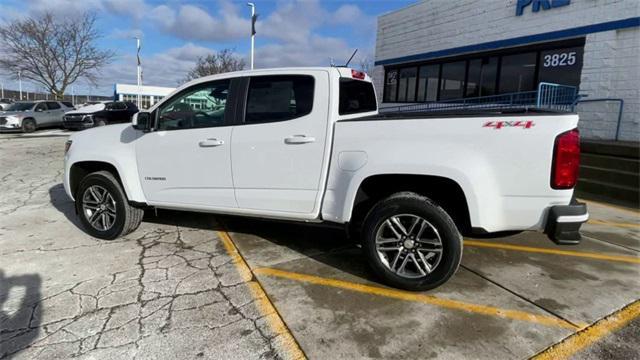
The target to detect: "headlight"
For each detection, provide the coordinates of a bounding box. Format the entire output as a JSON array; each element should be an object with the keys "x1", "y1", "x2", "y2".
[
  {"x1": 64, "y1": 140, "x2": 72, "y2": 154},
  {"x1": 6, "y1": 115, "x2": 21, "y2": 123},
  {"x1": 82, "y1": 114, "x2": 93, "y2": 122}
]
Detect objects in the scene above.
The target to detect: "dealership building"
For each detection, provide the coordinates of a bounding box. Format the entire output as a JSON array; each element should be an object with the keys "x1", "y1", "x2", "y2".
[
  {"x1": 373, "y1": 0, "x2": 639, "y2": 141},
  {"x1": 113, "y1": 84, "x2": 175, "y2": 110}
]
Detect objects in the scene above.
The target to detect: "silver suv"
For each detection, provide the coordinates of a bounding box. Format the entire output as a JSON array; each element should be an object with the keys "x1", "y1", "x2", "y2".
[{"x1": 0, "y1": 100, "x2": 74, "y2": 132}]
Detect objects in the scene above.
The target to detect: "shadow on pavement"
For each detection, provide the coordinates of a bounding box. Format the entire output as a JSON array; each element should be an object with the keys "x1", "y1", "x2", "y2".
[
  {"x1": 0, "y1": 270, "x2": 42, "y2": 359},
  {"x1": 48, "y1": 183, "x2": 84, "y2": 231},
  {"x1": 48, "y1": 183, "x2": 374, "y2": 285},
  {"x1": 147, "y1": 209, "x2": 373, "y2": 282}
]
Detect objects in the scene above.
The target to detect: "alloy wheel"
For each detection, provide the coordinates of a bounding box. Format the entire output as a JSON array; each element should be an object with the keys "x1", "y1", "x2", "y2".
[
  {"x1": 375, "y1": 214, "x2": 443, "y2": 279},
  {"x1": 82, "y1": 185, "x2": 117, "y2": 231}
]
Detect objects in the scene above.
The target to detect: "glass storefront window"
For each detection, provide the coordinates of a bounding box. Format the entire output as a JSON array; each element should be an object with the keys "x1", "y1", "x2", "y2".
[
  {"x1": 538, "y1": 46, "x2": 583, "y2": 88},
  {"x1": 466, "y1": 57, "x2": 498, "y2": 97},
  {"x1": 417, "y1": 65, "x2": 439, "y2": 102},
  {"x1": 439, "y1": 61, "x2": 466, "y2": 100},
  {"x1": 382, "y1": 40, "x2": 584, "y2": 103},
  {"x1": 384, "y1": 70, "x2": 398, "y2": 102},
  {"x1": 398, "y1": 67, "x2": 417, "y2": 102},
  {"x1": 499, "y1": 52, "x2": 537, "y2": 93}
]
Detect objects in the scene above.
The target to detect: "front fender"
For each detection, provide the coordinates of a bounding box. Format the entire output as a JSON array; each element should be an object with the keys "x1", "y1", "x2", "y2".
[{"x1": 63, "y1": 124, "x2": 146, "y2": 203}]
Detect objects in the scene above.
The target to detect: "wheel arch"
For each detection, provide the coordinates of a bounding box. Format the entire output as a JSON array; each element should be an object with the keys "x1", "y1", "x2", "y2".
[
  {"x1": 349, "y1": 174, "x2": 473, "y2": 235},
  {"x1": 69, "y1": 161, "x2": 126, "y2": 200}
]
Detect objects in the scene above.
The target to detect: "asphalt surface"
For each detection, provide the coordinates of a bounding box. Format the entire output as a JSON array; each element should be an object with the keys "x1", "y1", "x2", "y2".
[{"x1": 1, "y1": 130, "x2": 638, "y2": 359}]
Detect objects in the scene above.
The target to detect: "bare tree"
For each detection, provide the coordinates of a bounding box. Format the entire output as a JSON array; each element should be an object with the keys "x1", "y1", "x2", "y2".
[
  {"x1": 0, "y1": 12, "x2": 114, "y2": 99},
  {"x1": 184, "y1": 49, "x2": 245, "y2": 82}
]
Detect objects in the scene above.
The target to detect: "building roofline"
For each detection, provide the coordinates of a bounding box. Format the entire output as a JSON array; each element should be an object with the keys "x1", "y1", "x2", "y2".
[{"x1": 375, "y1": 16, "x2": 640, "y2": 66}]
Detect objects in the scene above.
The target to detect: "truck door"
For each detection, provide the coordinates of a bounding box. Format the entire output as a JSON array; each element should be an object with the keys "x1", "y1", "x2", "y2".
[
  {"x1": 45, "y1": 102, "x2": 64, "y2": 125},
  {"x1": 135, "y1": 78, "x2": 238, "y2": 208},
  {"x1": 231, "y1": 72, "x2": 330, "y2": 216}
]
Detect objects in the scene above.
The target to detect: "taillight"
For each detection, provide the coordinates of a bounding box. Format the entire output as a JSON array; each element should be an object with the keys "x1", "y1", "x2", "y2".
[
  {"x1": 551, "y1": 129, "x2": 580, "y2": 189},
  {"x1": 351, "y1": 69, "x2": 366, "y2": 80}
]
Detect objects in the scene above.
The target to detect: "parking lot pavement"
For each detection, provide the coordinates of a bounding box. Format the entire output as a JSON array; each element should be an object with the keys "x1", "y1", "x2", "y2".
[
  {"x1": 0, "y1": 137, "x2": 300, "y2": 359},
  {"x1": 0, "y1": 128, "x2": 70, "y2": 140},
  {"x1": 1, "y1": 135, "x2": 639, "y2": 359}
]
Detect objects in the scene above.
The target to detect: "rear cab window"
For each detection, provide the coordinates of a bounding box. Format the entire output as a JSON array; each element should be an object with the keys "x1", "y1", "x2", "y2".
[{"x1": 339, "y1": 78, "x2": 377, "y2": 115}]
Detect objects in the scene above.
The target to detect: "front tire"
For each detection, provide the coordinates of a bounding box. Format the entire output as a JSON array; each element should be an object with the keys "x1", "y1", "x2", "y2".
[
  {"x1": 75, "y1": 171, "x2": 144, "y2": 240},
  {"x1": 95, "y1": 118, "x2": 107, "y2": 127},
  {"x1": 22, "y1": 118, "x2": 36, "y2": 133},
  {"x1": 361, "y1": 192, "x2": 462, "y2": 291}
]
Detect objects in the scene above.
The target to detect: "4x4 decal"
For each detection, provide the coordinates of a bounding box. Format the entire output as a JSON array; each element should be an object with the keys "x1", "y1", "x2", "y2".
[{"x1": 483, "y1": 120, "x2": 535, "y2": 129}]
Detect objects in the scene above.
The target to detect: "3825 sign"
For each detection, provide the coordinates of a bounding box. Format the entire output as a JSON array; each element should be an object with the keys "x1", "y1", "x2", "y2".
[{"x1": 543, "y1": 51, "x2": 577, "y2": 68}]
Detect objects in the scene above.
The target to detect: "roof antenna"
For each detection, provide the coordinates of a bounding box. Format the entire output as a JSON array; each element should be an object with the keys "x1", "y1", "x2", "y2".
[{"x1": 344, "y1": 49, "x2": 358, "y2": 67}]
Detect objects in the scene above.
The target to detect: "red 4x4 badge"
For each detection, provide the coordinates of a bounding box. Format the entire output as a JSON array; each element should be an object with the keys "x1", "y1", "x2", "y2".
[{"x1": 483, "y1": 120, "x2": 535, "y2": 129}]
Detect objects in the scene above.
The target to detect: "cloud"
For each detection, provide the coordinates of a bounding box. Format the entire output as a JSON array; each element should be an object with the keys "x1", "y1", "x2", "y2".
[
  {"x1": 0, "y1": 0, "x2": 379, "y2": 94},
  {"x1": 98, "y1": 43, "x2": 218, "y2": 88},
  {"x1": 256, "y1": 35, "x2": 354, "y2": 68},
  {"x1": 103, "y1": 0, "x2": 149, "y2": 19},
  {"x1": 149, "y1": 2, "x2": 249, "y2": 42}
]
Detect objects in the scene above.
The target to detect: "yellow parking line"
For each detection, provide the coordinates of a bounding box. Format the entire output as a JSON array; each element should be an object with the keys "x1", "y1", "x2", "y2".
[
  {"x1": 464, "y1": 240, "x2": 640, "y2": 264},
  {"x1": 217, "y1": 231, "x2": 306, "y2": 360},
  {"x1": 533, "y1": 300, "x2": 640, "y2": 360},
  {"x1": 587, "y1": 219, "x2": 640, "y2": 229},
  {"x1": 578, "y1": 198, "x2": 640, "y2": 216},
  {"x1": 254, "y1": 267, "x2": 583, "y2": 330}
]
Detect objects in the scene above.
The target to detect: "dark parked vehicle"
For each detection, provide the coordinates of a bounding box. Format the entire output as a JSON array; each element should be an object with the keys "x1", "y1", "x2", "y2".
[{"x1": 63, "y1": 101, "x2": 138, "y2": 130}]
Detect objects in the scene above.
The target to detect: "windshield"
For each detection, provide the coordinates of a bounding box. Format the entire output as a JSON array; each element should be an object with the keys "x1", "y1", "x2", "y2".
[{"x1": 3, "y1": 102, "x2": 35, "y2": 111}]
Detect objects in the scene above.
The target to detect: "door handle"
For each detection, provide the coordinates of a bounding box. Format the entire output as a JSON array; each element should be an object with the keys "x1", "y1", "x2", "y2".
[
  {"x1": 199, "y1": 138, "x2": 224, "y2": 147},
  {"x1": 284, "y1": 135, "x2": 316, "y2": 144}
]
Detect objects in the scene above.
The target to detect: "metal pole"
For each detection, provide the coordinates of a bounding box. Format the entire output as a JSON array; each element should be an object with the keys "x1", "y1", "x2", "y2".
[
  {"x1": 1, "y1": 82, "x2": 3, "y2": 98},
  {"x1": 18, "y1": 71, "x2": 22, "y2": 100},
  {"x1": 247, "y1": 3, "x2": 255, "y2": 70},
  {"x1": 135, "y1": 37, "x2": 142, "y2": 108}
]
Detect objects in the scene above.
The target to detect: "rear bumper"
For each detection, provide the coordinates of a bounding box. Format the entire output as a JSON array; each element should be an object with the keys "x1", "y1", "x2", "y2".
[{"x1": 545, "y1": 200, "x2": 588, "y2": 245}]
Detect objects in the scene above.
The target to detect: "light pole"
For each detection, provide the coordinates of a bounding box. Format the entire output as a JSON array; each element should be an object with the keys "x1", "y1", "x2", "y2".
[
  {"x1": 1, "y1": 81, "x2": 3, "y2": 99},
  {"x1": 134, "y1": 37, "x2": 142, "y2": 108},
  {"x1": 72, "y1": 86, "x2": 75, "y2": 105},
  {"x1": 247, "y1": 3, "x2": 256, "y2": 70},
  {"x1": 18, "y1": 70, "x2": 22, "y2": 100}
]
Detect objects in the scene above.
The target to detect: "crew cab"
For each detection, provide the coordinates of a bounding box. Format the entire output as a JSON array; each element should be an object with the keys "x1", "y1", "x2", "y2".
[{"x1": 63, "y1": 67, "x2": 588, "y2": 291}]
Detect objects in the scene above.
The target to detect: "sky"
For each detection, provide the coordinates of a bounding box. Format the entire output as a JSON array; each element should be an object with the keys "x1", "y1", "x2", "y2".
[{"x1": 0, "y1": 0, "x2": 415, "y2": 96}]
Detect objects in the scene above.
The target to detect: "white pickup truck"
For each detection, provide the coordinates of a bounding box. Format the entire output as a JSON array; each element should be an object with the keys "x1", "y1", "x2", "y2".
[{"x1": 63, "y1": 67, "x2": 588, "y2": 290}]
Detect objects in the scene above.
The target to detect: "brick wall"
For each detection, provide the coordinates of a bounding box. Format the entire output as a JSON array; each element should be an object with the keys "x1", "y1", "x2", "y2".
[{"x1": 373, "y1": 0, "x2": 640, "y2": 141}]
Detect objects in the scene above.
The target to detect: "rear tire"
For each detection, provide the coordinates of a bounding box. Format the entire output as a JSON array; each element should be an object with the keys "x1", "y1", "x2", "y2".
[
  {"x1": 75, "y1": 171, "x2": 143, "y2": 240},
  {"x1": 22, "y1": 118, "x2": 36, "y2": 133},
  {"x1": 361, "y1": 192, "x2": 462, "y2": 291}
]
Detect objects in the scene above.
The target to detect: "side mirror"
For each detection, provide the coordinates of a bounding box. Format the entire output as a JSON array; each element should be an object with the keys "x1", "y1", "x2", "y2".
[{"x1": 132, "y1": 112, "x2": 152, "y2": 132}]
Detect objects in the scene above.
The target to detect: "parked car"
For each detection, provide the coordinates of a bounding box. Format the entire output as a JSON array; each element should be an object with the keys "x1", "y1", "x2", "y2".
[
  {"x1": 63, "y1": 67, "x2": 588, "y2": 291},
  {"x1": 0, "y1": 98, "x2": 14, "y2": 110},
  {"x1": 63, "y1": 101, "x2": 138, "y2": 130},
  {"x1": 0, "y1": 100, "x2": 72, "y2": 132}
]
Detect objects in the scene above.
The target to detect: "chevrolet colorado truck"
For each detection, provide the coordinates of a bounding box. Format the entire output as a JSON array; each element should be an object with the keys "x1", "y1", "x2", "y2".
[{"x1": 63, "y1": 67, "x2": 588, "y2": 290}]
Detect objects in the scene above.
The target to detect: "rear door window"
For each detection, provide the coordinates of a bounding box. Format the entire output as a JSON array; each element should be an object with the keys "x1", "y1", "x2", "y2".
[
  {"x1": 244, "y1": 75, "x2": 314, "y2": 124},
  {"x1": 46, "y1": 101, "x2": 61, "y2": 110},
  {"x1": 339, "y1": 79, "x2": 377, "y2": 115}
]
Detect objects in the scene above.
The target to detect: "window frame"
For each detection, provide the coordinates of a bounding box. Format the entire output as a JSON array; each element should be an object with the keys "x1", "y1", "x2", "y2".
[
  {"x1": 239, "y1": 74, "x2": 316, "y2": 125},
  {"x1": 153, "y1": 78, "x2": 237, "y2": 131}
]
